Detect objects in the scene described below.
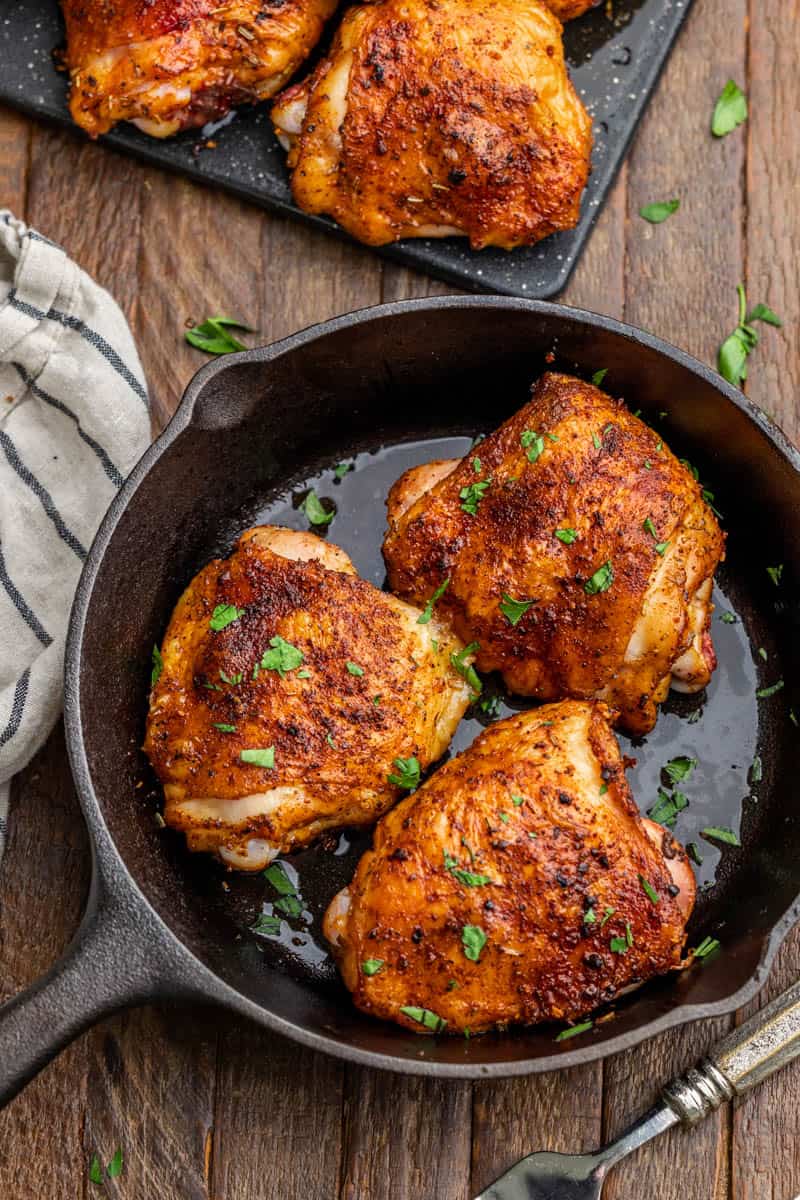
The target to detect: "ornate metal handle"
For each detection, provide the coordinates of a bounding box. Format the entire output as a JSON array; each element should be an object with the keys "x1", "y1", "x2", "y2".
[{"x1": 663, "y1": 980, "x2": 800, "y2": 1124}]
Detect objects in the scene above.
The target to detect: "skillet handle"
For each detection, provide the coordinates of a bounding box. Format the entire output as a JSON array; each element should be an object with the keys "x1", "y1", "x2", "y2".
[{"x1": 0, "y1": 869, "x2": 179, "y2": 1109}]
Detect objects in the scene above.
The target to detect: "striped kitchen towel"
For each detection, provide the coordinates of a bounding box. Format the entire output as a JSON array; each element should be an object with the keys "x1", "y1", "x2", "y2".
[{"x1": 0, "y1": 210, "x2": 150, "y2": 858}]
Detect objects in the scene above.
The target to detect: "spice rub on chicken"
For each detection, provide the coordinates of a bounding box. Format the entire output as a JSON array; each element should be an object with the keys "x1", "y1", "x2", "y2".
[
  {"x1": 144, "y1": 525, "x2": 471, "y2": 870},
  {"x1": 324, "y1": 700, "x2": 696, "y2": 1035},
  {"x1": 382, "y1": 372, "x2": 726, "y2": 735}
]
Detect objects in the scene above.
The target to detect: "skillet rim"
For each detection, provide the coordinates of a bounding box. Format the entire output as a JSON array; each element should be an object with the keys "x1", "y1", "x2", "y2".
[{"x1": 64, "y1": 295, "x2": 800, "y2": 1078}]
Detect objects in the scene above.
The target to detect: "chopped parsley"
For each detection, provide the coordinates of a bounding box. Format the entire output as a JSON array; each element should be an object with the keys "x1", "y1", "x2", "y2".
[
  {"x1": 362, "y1": 959, "x2": 384, "y2": 976},
  {"x1": 185, "y1": 315, "x2": 251, "y2": 355},
  {"x1": 767, "y1": 565, "x2": 783, "y2": 586},
  {"x1": 275, "y1": 894, "x2": 303, "y2": 918},
  {"x1": 444, "y1": 850, "x2": 492, "y2": 887},
  {"x1": 106, "y1": 1149, "x2": 123, "y2": 1180},
  {"x1": 301, "y1": 490, "x2": 335, "y2": 526},
  {"x1": 640, "y1": 199, "x2": 680, "y2": 224},
  {"x1": 497, "y1": 811, "x2": 510, "y2": 824},
  {"x1": 399, "y1": 1006, "x2": 447, "y2": 1033},
  {"x1": 584, "y1": 907, "x2": 597, "y2": 925},
  {"x1": 418, "y1": 577, "x2": 450, "y2": 624},
  {"x1": 460, "y1": 479, "x2": 492, "y2": 515},
  {"x1": 346, "y1": 661, "x2": 365, "y2": 676},
  {"x1": 555, "y1": 528, "x2": 578, "y2": 545},
  {"x1": 701, "y1": 826, "x2": 740, "y2": 847},
  {"x1": 260, "y1": 635, "x2": 304, "y2": 676},
  {"x1": 599, "y1": 907, "x2": 616, "y2": 927},
  {"x1": 750, "y1": 755, "x2": 763, "y2": 784},
  {"x1": 556, "y1": 1020, "x2": 593, "y2": 1042},
  {"x1": 663, "y1": 756, "x2": 697, "y2": 785},
  {"x1": 584, "y1": 561, "x2": 614, "y2": 595},
  {"x1": 648, "y1": 788, "x2": 689, "y2": 828},
  {"x1": 611, "y1": 923, "x2": 634, "y2": 954},
  {"x1": 219, "y1": 668, "x2": 243, "y2": 685},
  {"x1": 297, "y1": 669, "x2": 311, "y2": 679},
  {"x1": 592, "y1": 432, "x2": 601, "y2": 450},
  {"x1": 687, "y1": 842, "x2": 703, "y2": 866},
  {"x1": 693, "y1": 935, "x2": 721, "y2": 961},
  {"x1": 511, "y1": 794, "x2": 525, "y2": 807},
  {"x1": 591, "y1": 369, "x2": 608, "y2": 386},
  {"x1": 758, "y1": 647, "x2": 768, "y2": 662},
  {"x1": 450, "y1": 642, "x2": 482, "y2": 698},
  {"x1": 151, "y1": 643, "x2": 163, "y2": 686},
  {"x1": 89, "y1": 1158, "x2": 103, "y2": 1185},
  {"x1": 639, "y1": 875, "x2": 660, "y2": 905},
  {"x1": 757, "y1": 679, "x2": 784, "y2": 699},
  {"x1": 711, "y1": 79, "x2": 747, "y2": 137},
  {"x1": 264, "y1": 862, "x2": 296, "y2": 895},
  {"x1": 720, "y1": 611, "x2": 738, "y2": 624},
  {"x1": 213, "y1": 723, "x2": 237, "y2": 733},
  {"x1": 718, "y1": 283, "x2": 782, "y2": 388},
  {"x1": 209, "y1": 603, "x2": 243, "y2": 632},
  {"x1": 240, "y1": 747, "x2": 275, "y2": 769},
  {"x1": 334, "y1": 462, "x2": 353, "y2": 480},
  {"x1": 472, "y1": 456, "x2": 482, "y2": 473},
  {"x1": 461, "y1": 924, "x2": 487, "y2": 962},
  {"x1": 521, "y1": 429, "x2": 546, "y2": 462},
  {"x1": 499, "y1": 592, "x2": 535, "y2": 626},
  {"x1": 252, "y1": 914, "x2": 282, "y2": 936},
  {"x1": 388, "y1": 756, "x2": 421, "y2": 790}
]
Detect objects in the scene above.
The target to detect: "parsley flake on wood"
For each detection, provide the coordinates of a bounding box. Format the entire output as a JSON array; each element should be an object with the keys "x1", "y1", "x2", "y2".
[
  {"x1": 584, "y1": 561, "x2": 614, "y2": 595},
  {"x1": 209, "y1": 603, "x2": 243, "y2": 632},
  {"x1": 107, "y1": 1149, "x2": 123, "y2": 1180},
  {"x1": 260, "y1": 635, "x2": 304, "y2": 677},
  {"x1": 499, "y1": 592, "x2": 535, "y2": 626},
  {"x1": 639, "y1": 199, "x2": 680, "y2": 224},
  {"x1": 151, "y1": 643, "x2": 163, "y2": 686},
  {"x1": 89, "y1": 1157, "x2": 103, "y2": 1185},
  {"x1": 460, "y1": 478, "x2": 492, "y2": 515},
  {"x1": 555, "y1": 528, "x2": 578, "y2": 544},
  {"x1": 718, "y1": 284, "x2": 782, "y2": 388},
  {"x1": 450, "y1": 642, "x2": 482, "y2": 698},
  {"x1": 240, "y1": 746, "x2": 275, "y2": 769},
  {"x1": 591, "y1": 369, "x2": 608, "y2": 386},
  {"x1": 388, "y1": 756, "x2": 421, "y2": 790},
  {"x1": 767, "y1": 564, "x2": 784, "y2": 586},
  {"x1": 399, "y1": 1006, "x2": 447, "y2": 1033},
  {"x1": 711, "y1": 79, "x2": 748, "y2": 137},
  {"x1": 418, "y1": 577, "x2": 450, "y2": 624},
  {"x1": 362, "y1": 959, "x2": 384, "y2": 976},
  {"x1": 301, "y1": 489, "x2": 335, "y2": 526},
  {"x1": 185, "y1": 315, "x2": 252, "y2": 355},
  {"x1": 757, "y1": 679, "x2": 784, "y2": 699},
  {"x1": 462, "y1": 924, "x2": 487, "y2": 962},
  {"x1": 701, "y1": 826, "x2": 740, "y2": 847},
  {"x1": 556, "y1": 1020, "x2": 593, "y2": 1042}
]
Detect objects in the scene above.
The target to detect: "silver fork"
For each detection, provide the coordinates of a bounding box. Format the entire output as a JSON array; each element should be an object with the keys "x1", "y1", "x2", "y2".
[{"x1": 476, "y1": 979, "x2": 800, "y2": 1200}]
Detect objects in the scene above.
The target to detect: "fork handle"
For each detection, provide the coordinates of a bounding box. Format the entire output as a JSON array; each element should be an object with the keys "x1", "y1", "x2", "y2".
[{"x1": 663, "y1": 980, "x2": 800, "y2": 1125}]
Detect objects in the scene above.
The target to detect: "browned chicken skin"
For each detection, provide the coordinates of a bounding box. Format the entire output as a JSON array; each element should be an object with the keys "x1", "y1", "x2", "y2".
[
  {"x1": 62, "y1": 0, "x2": 337, "y2": 138},
  {"x1": 271, "y1": 0, "x2": 592, "y2": 249},
  {"x1": 144, "y1": 526, "x2": 471, "y2": 869},
  {"x1": 544, "y1": 0, "x2": 601, "y2": 19},
  {"x1": 382, "y1": 373, "x2": 725, "y2": 735},
  {"x1": 325, "y1": 700, "x2": 696, "y2": 1035}
]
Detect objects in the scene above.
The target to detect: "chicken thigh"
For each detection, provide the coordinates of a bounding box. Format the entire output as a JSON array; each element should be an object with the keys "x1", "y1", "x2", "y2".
[
  {"x1": 382, "y1": 372, "x2": 725, "y2": 735},
  {"x1": 325, "y1": 700, "x2": 696, "y2": 1035},
  {"x1": 271, "y1": 0, "x2": 592, "y2": 249},
  {"x1": 144, "y1": 526, "x2": 471, "y2": 869},
  {"x1": 62, "y1": 0, "x2": 336, "y2": 138}
]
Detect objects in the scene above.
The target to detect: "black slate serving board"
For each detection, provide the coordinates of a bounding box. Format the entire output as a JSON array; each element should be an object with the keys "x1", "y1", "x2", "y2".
[{"x1": 0, "y1": 0, "x2": 693, "y2": 297}]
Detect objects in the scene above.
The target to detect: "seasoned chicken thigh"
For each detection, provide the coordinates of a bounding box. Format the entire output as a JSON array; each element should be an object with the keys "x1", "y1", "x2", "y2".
[
  {"x1": 271, "y1": 0, "x2": 592, "y2": 249},
  {"x1": 62, "y1": 0, "x2": 336, "y2": 138},
  {"x1": 383, "y1": 372, "x2": 725, "y2": 735},
  {"x1": 325, "y1": 701, "x2": 696, "y2": 1035},
  {"x1": 144, "y1": 526, "x2": 471, "y2": 870},
  {"x1": 545, "y1": 0, "x2": 600, "y2": 19}
]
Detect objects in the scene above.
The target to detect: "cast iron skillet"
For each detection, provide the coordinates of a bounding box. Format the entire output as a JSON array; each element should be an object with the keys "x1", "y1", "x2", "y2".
[{"x1": 1, "y1": 297, "x2": 799, "y2": 1108}]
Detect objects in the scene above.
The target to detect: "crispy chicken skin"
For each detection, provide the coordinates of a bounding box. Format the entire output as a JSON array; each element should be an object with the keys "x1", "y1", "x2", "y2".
[
  {"x1": 62, "y1": 0, "x2": 337, "y2": 138},
  {"x1": 545, "y1": 0, "x2": 601, "y2": 19},
  {"x1": 271, "y1": 0, "x2": 592, "y2": 250},
  {"x1": 144, "y1": 525, "x2": 471, "y2": 870},
  {"x1": 382, "y1": 373, "x2": 725, "y2": 735},
  {"x1": 325, "y1": 701, "x2": 696, "y2": 1035}
]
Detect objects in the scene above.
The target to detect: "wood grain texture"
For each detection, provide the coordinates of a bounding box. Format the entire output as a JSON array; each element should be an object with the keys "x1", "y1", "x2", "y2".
[{"x1": 1, "y1": 0, "x2": 799, "y2": 1191}]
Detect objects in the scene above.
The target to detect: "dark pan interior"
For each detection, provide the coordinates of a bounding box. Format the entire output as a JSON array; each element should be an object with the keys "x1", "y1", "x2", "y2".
[{"x1": 75, "y1": 303, "x2": 800, "y2": 1069}]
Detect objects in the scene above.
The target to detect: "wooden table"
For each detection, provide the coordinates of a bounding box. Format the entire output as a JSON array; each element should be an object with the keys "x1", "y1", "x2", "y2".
[{"x1": 1, "y1": 2, "x2": 798, "y2": 1195}]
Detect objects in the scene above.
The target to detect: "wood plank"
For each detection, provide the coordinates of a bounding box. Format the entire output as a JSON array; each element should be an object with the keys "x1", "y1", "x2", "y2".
[
  {"x1": 604, "y1": 1, "x2": 746, "y2": 1196},
  {"x1": 0, "y1": 727, "x2": 90, "y2": 1200},
  {"x1": 0, "y1": 106, "x2": 30, "y2": 216},
  {"x1": 730, "y1": 3, "x2": 800, "y2": 1194},
  {"x1": 340, "y1": 1066, "x2": 472, "y2": 1200}
]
